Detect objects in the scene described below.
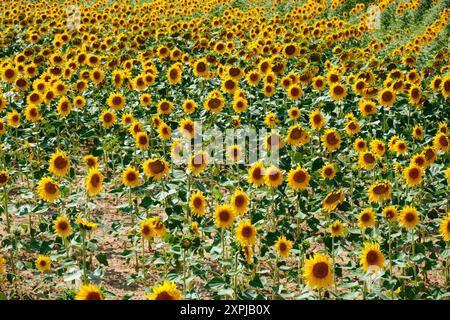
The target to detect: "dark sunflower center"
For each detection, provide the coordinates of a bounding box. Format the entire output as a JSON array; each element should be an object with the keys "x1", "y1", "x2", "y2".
[
  {"x1": 45, "y1": 182, "x2": 57, "y2": 194},
  {"x1": 366, "y1": 250, "x2": 378, "y2": 265},
  {"x1": 208, "y1": 98, "x2": 221, "y2": 110},
  {"x1": 85, "y1": 291, "x2": 102, "y2": 300},
  {"x1": 382, "y1": 91, "x2": 393, "y2": 102},
  {"x1": 155, "y1": 291, "x2": 174, "y2": 300},
  {"x1": 326, "y1": 133, "x2": 338, "y2": 145},
  {"x1": 312, "y1": 262, "x2": 329, "y2": 278},
  {"x1": 252, "y1": 167, "x2": 263, "y2": 180},
  {"x1": 149, "y1": 160, "x2": 165, "y2": 174},
  {"x1": 54, "y1": 156, "x2": 68, "y2": 169},
  {"x1": 90, "y1": 174, "x2": 101, "y2": 187},
  {"x1": 193, "y1": 197, "x2": 203, "y2": 208},
  {"x1": 234, "y1": 195, "x2": 245, "y2": 207},
  {"x1": 363, "y1": 153, "x2": 375, "y2": 164},
  {"x1": 409, "y1": 168, "x2": 419, "y2": 179},
  {"x1": 219, "y1": 210, "x2": 230, "y2": 222},
  {"x1": 293, "y1": 170, "x2": 306, "y2": 183},
  {"x1": 373, "y1": 184, "x2": 388, "y2": 195},
  {"x1": 58, "y1": 221, "x2": 68, "y2": 231},
  {"x1": 112, "y1": 96, "x2": 122, "y2": 106},
  {"x1": 241, "y1": 226, "x2": 253, "y2": 238},
  {"x1": 333, "y1": 85, "x2": 344, "y2": 95},
  {"x1": 405, "y1": 212, "x2": 415, "y2": 222},
  {"x1": 126, "y1": 172, "x2": 137, "y2": 181},
  {"x1": 0, "y1": 174, "x2": 7, "y2": 184}
]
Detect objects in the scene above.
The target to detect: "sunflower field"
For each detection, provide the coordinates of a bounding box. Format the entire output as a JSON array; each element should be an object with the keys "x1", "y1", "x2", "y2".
[{"x1": 0, "y1": 0, "x2": 449, "y2": 301}]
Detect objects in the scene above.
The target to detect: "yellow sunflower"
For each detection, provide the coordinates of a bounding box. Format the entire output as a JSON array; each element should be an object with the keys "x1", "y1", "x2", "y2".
[
  {"x1": 75, "y1": 284, "x2": 104, "y2": 300},
  {"x1": 122, "y1": 167, "x2": 140, "y2": 188},
  {"x1": 48, "y1": 150, "x2": 71, "y2": 177},
  {"x1": 404, "y1": 165, "x2": 423, "y2": 187},
  {"x1": 287, "y1": 166, "x2": 310, "y2": 190},
  {"x1": 383, "y1": 206, "x2": 398, "y2": 222},
  {"x1": 53, "y1": 216, "x2": 72, "y2": 238},
  {"x1": 358, "y1": 208, "x2": 377, "y2": 228},
  {"x1": 321, "y1": 164, "x2": 336, "y2": 180},
  {"x1": 399, "y1": 206, "x2": 420, "y2": 229},
  {"x1": 35, "y1": 255, "x2": 51, "y2": 273},
  {"x1": 37, "y1": 177, "x2": 60, "y2": 203},
  {"x1": 187, "y1": 152, "x2": 208, "y2": 176},
  {"x1": 360, "y1": 242, "x2": 385, "y2": 272},
  {"x1": 83, "y1": 155, "x2": 99, "y2": 169},
  {"x1": 146, "y1": 281, "x2": 182, "y2": 300},
  {"x1": 0, "y1": 170, "x2": 10, "y2": 187},
  {"x1": 303, "y1": 253, "x2": 334, "y2": 289},
  {"x1": 235, "y1": 220, "x2": 257, "y2": 246},
  {"x1": 321, "y1": 128, "x2": 341, "y2": 152},
  {"x1": 264, "y1": 165, "x2": 283, "y2": 188},
  {"x1": 329, "y1": 220, "x2": 344, "y2": 237},
  {"x1": 439, "y1": 213, "x2": 450, "y2": 241},
  {"x1": 85, "y1": 168, "x2": 103, "y2": 196},
  {"x1": 189, "y1": 191, "x2": 207, "y2": 217},
  {"x1": 142, "y1": 158, "x2": 170, "y2": 180},
  {"x1": 248, "y1": 162, "x2": 265, "y2": 186},
  {"x1": 214, "y1": 204, "x2": 236, "y2": 229},
  {"x1": 322, "y1": 190, "x2": 344, "y2": 211},
  {"x1": 309, "y1": 109, "x2": 325, "y2": 130},
  {"x1": 275, "y1": 236, "x2": 293, "y2": 258},
  {"x1": 368, "y1": 180, "x2": 392, "y2": 203}
]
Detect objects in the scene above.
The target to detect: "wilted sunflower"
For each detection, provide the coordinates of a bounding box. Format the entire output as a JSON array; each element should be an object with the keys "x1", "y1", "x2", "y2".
[
  {"x1": 329, "y1": 220, "x2": 344, "y2": 237},
  {"x1": 248, "y1": 162, "x2": 265, "y2": 186},
  {"x1": 85, "y1": 168, "x2": 103, "y2": 196},
  {"x1": 53, "y1": 216, "x2": 72, "y2": 238},
  {"x1": 275, "y1": 236, "x2": 293, "y2": 258},
  {"x1": 399, "y1": 206, "x2": 420, "y2": 229},
  {"x1": 146, "y1": 281, "x2": 182, "y2": 300},
  {"x1": 214, "y1": 204, "x2": 236, "y2": 229},
  {"x1": 189, "y1": 191, "x2": 207, "y2": 216},
  {"x1": 321, "y1": 164, "x2": 336, "y2": 180},
  {"x1": 242, "y1": 245, "x2": 254, "y2": 265},
  {"x1": 122, "y1": 167, "x2": 140, "y2": 188},
  {"x1": 322, "y1": 190, "x2": 344, "y2": 211},
  {"x1": 287, "y1": 166, "x2": 310, "y2": 190},
  {"x1": 439, "y1": 213, "x2": 450, "y2": 241},
  {"x1": 143, "y1": 158, "x2": 170, "y2": 180},
  {"x1": 358, "y1": 208, "x2": 377, "y2": 228},
  {"x1": 75, "y1": 284, "x2": 104, "y2": 300},
  {"x1": 368, "y1": 180, "x2": 392, "y2": 203},
  {"x1": 360, "y1": 242, "x2": 385, "y2": 272},
  {"x1": 37, "y1": 177, "x2": 60, "y2": 202},
  {"x1": 230, "y1": 189, "x2": 249, "y2": 215},
  {"x1": 35, "y1": 255, "x2": 51, "y2": 273},
  {"x1": 48, "y1": 150, "x2": 70, "y2": 177},
  {"x1": 303, "y1": 253, "x2": 334, "y2": 289},
  {"x1": 235, "y1": 219, "x2": 257, "y2": 246},
  {"x1": 322, "y1": 128, "x2": 341, "y2": 152}
]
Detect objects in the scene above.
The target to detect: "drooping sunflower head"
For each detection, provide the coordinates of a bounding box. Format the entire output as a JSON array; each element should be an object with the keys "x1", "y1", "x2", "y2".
[
  {"x1": 75, "y1": 284, "x2": 104, "y2": 300},
  {"x1": 322, "y1": 190, "x2": 344, "y2": 211},
  {"x1": 214, "y1": 204, "x2": 236, "y2": 229},
  {"x1": 76, "y1": 216, "x2": 99, "y2": 232},
  {"x1": 399, "y1": 206, "x2": 420, "y2": 229},
  {"x1": 360, "y1": 242, "x2": 385, "y2": 272},
  {"x1": 53, "y1": 216, "x2": 72, "y2": 238},
  {"x1": 35, "y1": 255, "x2": 51, "y2": 273},
  {"x1": 146, "y1": 281, "x2": 182, "y2": 300},
  {"x1": 235, "y1": 219, "x2": 257, "y2": 246},
  {"x1": 303, "y1": 253, "x2": 334, "y2": 290}
]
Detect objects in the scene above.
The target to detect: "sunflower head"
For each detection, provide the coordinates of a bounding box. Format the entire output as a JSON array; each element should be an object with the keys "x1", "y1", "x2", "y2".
[
  {"x1": 214, "y1": 204, "x2": 236, "y2": 229},
  {"x1": 53, "y1": 216, "x2": 72, "y2": 238},
  {"x1": 360, "y1": 242, "x2": 385, "y2": 272},
  {"x1": 235, "y1": 219, "x2": 257, "y2": 246},
  {"x1": 303, "y1": 253, "x2": 334, "y2": 289},
  {"x1": 75, "y1": 284, "x2": 104, "y2": 300},
  {"x1": 35, "y1": 255, "x2": 51, "y2": 273},
  {"x1": 399, "y1": 206, "x2": 420, "y2": 229},
  {"x1": 274, "y1": 236, "x2": 293, "y2": 258},
  {"x1": 146, "y1": 281, "x2": 183, "y2": 300}
]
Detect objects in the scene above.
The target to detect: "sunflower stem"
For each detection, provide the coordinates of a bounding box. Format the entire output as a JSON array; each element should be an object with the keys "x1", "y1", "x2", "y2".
[
  {"x1": 81, "y1": 230, "x2": 88, "y2": 284},
  {"x1": 388, "y1": 223, "x2": 394, "y2": 299},
  {"x1": 142, "y1": 237, "x2": 146, "y2": 281},
  {"x1": 3, "y1": 187, "x2": 10, "y2": 235},
  {"x1": 182, "y1": 248, "x2": 187, "y2": 293},
  {"x1": 411, "y1": 230, "x2": 417, "y2": 286}
]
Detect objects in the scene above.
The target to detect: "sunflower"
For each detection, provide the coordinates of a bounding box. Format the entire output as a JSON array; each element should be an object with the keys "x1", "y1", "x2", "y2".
[
  {"x1": 233, "y1": 97, "x2": 248, "y2": 113},
  {"x1": 0, "y1": 170, "x2": 9, "y2": 187},
  {"x1": 57, "y1": 97, "x2": 71, "y2": 117},
  {"x1": 85, "y1": 168, "x2": 103, "y2": 196},
  {"x1": 204, "y1": 91, "x2": 225, "y2": 113},
  {"x1": 287, "y1": 166, "x2": 310, "y2": 190},
  {"x1": 83, "y1": 155, "x2": 99, "y2": 169},
  {"x1": 167, "y1": 64, "x2": 182, "y2": 85},
  {"x1": 303, "y1": 253, "x2": 333, "y2": 289},
  {"x1": 242, "y1": 246, "x2": 254, "y2": 265},
  {"x1": 322, "y1": 190, "x2": 344, "y2": 211},
  {"x1": 410, "y1": 153, "x2": 427, "y2": 168},
  {"x1": 246, "y1": 70, "x2": 262, "y2": 86},
  {"x1": 37, "y1": 177, "x2": 60, "y2": 202},
  {"x1": 330, "y1": 83, "x2": 347, "y2": 100},
  {"x1": 135, "y1": 132, "x2": 149, "y2": 150},
  {"x1": 440, "y1": 74, "x2": 450, "y2": 97},
  {"x1": 157, "y1": 99, "x2": 173, "y2": 115},
  {"x1": 433, "y1": 133, "x2": 449, "y2": 152},
  {"x1": 0, "y1": 119, "x2": 5, "y2": 136},
  {"x1": 182, "y1": 99, "x2": 197, "y2": 114},
  {"x1": 53, "y1": 216, "x2": 72, "y2": 238},
  {"x1": 193, "y1": 59, "x2": 209, "y2": 78},
  {"x1": 399, "y1": 206, "x2": 420, "y2": 229},
  {"x1": 48, "y1": 150, "x2": 70, "y2": 177},
  {"x1": 368, "y1": 180, "x2": 392, "y2": 203},
  {"x1": 189, "y1": 191, "x2": 207, "y2": 216},
  {"x1": 359, "y1": 99, "x2": 377, "y2": 116},
  {"x1": 99, "y1": 110, "x2": 116, "y2": 129},
  {"x1": 286, "y1": 125, "x2": 308, "y2": 146},
  {"x1": 345, "y1": 120, "x2": 360, "y2": 135},
  {"x1": 35, "y1": 255, "x2": 51, "y2": 273},
  {"x1": 214, "y1": 204, "x2": 236, "y2": 229},
  {"x1": 122, "y1": 167, "x2": 140, "y2": 188},
  {"x1": 329, "y1": 220, "x2": 344, "y2": 237},
  {"x1": 394, "y1": 139, "x2": 408, "y2": 155},
  {"x1": 24, "y1": 105, "x2": 40, "y2": 122},
  {"x1": 370, "y1": 139, "x2": 386, "y2": 157},
  {"x1": 439, "y1": 213, "x2": 450, "y2": 241},
  {"x1": 322, "y1": 128, "x2": 341, "y2": 152},
  {"x1": 265, "y1": 133, "x2": 282, "y2": 151},
  {"x1": 107, "y1": 92, "x2": 125, "y2": 110},
  {"x1": 404, "y1": 165, "x2": 423, "y2": 187},
  {"x1": 76, "y1": 216, "x2": 99, "y2": 232},
  {"x1": 7, "y1": 110, "x2": 21, "y2": 128},
  {"x1": 140, "y1": 219, "x2": 155, "y2": 240},
  {"x1": 360, "y1": 242, "x2": 385, "y2": 272},
  {"x1": 230, "y1": 189, "x2": 249, "y2": 215},
  {"x1": 312, "y1": 76, "x2": 326, "y2": 91},
  {"x1": 353, "y1": 138, "x2": 367, "y2": 153},
  {"x1": 142, "y1": 158, "x2": 170, "y2": 180},
  {"x1": 179, "y1": 118, "x2": 195, "y2": 140},
  {"x1": 130, "y1": 121, "x2": 143, "y2": 136},
  {"x1": 264, "y1": 165, "x2": 283, "y2": 188},
  {"x1": 140, "y1": 93, "x2": 152, "y2": 107},
  {"x1": 358, "y1": 208, "x2": 377, "y2": 228},
  {"x1": 150, "y1": 217, "x2": 166, "y2": 238},
  {"x1": 146, "y1": 281, "x2": 182, "y2": 300},
  {"x1": 75, "y1": 284, "x2": 104, "y2": 300},
  {"x1": 383, "y1": 206, "x2": 398, "y2": 222},
  {"x1": 446, "y1": 167, "x2": 450, "y2": 186},
  {"x1": 423, "y1": 146, "x2": 437, "y2": 166},
  {"x1": 235, "y1": 220, "x2": 257, "y2": 246},
  {"x1": 264, "y1": 112, "x2": 278, "y2": 128},
  {"x1": 378, "y1": 88, "x2": 396, "y2": 107},
  {"x1": 73, "y1": 96, "x2": 86, "y2": 108},
  {"x1": 275, "y1": 236, "x2": 293, "y2": 258},
  {"x1": 248, "y1": 162, "x2": 265, "y2": 186},
  {"x1": 309, "y1": 109, "x2": 325, "y2": 130},
  {"x1": 221, "y1": 77, "x2": 238, "y2": 94},
  {"x1": 287, "y1": 84, "x2": 303, "y2": 101},
  {"x1": 320, "y1": 163, "x2": 335, "y2": 180},
  {"x1": 288, "y1": 107, "x2": 301, "y2": 120},
  {"x1": 188, "y1": 152, "x2": 208, "y2": 176}
]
